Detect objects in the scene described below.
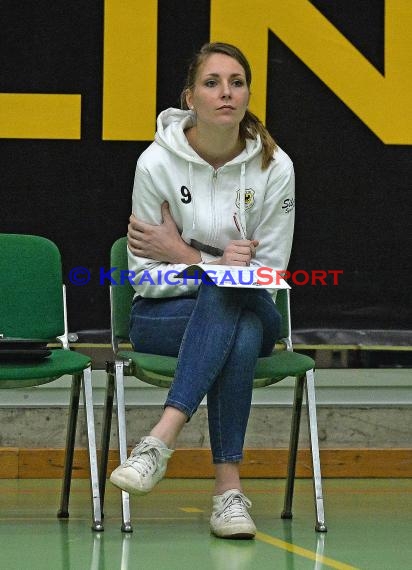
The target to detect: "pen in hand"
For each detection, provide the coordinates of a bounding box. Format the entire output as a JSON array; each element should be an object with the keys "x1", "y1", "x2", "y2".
[
  {"x1": 233, "y1": 212, "x2": 247, "y2": 239},
  {"x1": 233, "y1": 212, "x2": 259, "y2": 265}
]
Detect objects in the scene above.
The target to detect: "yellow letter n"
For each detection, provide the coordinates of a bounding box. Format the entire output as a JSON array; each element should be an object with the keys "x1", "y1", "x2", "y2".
[{"x1": 211, "y1": 0, "x2": 412, "y2": 145}]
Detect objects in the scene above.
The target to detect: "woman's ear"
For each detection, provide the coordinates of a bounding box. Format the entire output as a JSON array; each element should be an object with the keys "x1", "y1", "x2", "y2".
[{"x1": 185, "y1": 90, "x2": 193, "y2": 110}]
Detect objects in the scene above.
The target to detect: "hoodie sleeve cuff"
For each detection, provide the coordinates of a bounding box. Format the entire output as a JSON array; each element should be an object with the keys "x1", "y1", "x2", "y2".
[{"x1": 199, "y1": 251, "x2": 219, "y2": 264}]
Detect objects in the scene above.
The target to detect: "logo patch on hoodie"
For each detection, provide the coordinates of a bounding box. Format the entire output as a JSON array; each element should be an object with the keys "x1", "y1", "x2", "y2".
[
  {"x1": 235, "y1": 189, "x2": 255, "y2": 210},
  {"x1": 282, "y1": 197, "x2": 295, "y2": 213}
]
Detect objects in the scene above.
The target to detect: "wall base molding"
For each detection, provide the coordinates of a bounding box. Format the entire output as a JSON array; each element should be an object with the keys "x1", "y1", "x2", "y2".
[{"x1": 1, "y1": 448, "x2": 411, "y2": 479}]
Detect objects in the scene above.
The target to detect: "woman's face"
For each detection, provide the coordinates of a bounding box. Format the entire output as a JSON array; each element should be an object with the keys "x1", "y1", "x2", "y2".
[{"x1": 186, "y1": 53, "x2": 250, "y2": 130}]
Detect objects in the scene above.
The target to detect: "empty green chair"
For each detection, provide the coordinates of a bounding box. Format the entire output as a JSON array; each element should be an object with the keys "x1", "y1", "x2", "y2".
[
  {"x1": 100, "y1": 237, "x2": 326, "y2": 533},
  {"x1": 0, "y1": 233, "x2": 102, "y2": 531}
]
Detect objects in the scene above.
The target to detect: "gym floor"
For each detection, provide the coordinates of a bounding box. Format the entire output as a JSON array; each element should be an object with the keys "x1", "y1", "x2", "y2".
[{"x1": 0, "y1": 478, "x2": 411, "y2": 569}]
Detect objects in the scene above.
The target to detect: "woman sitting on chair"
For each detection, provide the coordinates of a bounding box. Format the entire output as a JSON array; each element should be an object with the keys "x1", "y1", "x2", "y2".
[{"x1": 110, "y1": 42, "x2": 295, "y2": 539}]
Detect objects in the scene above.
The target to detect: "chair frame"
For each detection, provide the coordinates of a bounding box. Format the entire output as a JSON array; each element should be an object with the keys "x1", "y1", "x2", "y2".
[
  {"x1": 56, "y1": 288, "x2": 103, "y2": 531},
  {"x1": 99, "y1": 238, "x2": 327, "y2": 534}
]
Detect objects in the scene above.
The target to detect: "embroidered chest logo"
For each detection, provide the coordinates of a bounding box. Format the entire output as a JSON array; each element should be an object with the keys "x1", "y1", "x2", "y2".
[
  {"x1": 282, "y1": 197, "x2": 295, "y2": 213},
  {"x1": 235, "y1": 188, "x2": 255, "y2": 210}
]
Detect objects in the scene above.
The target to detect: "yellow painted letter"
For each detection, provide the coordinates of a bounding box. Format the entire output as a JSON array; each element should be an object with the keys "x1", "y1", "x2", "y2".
[
  {"x1": 103, "y1": 0, "x2": 157, "y2": 140},
  {"x1": 211, "y1": 0, "x2": 412, "y2": 144},
  {"x1": 0, "y1": 94, "x2": 81, "y2": 139}
]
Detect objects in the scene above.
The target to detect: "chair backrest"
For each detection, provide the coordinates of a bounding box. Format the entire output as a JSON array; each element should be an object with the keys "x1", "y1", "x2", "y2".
[
  {"x1": 110, "y1": 236, "x2": 292, "y2": 349},
  {"x1": 0, "y1": 234, "x2": 65, "y2": 339},
  {"x1": 110, "y1": 237, "x2": 135, "y2": 346}
]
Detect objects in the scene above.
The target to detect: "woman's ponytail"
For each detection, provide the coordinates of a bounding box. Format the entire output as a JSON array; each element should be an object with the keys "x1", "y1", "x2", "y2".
[{"x1": 240, "y1": 110, "x2": 277, "y2": 170}]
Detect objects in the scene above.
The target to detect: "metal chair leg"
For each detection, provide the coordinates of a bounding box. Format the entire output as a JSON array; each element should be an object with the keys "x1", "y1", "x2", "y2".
[
  {"x1": 281, "y1": 374, "x2": 304, "y2": 520},
  {"x1": 114, "y1": 360, "x2": 133, "y2": 533},
  {"x1": 82, "y1": 365, "x2": 104, "y2": 531},
  {"x1": 58, "y1": 373, "x2": 81, "y2": 520},
  {"x1": 305, "y1": 368, "x2": 327, "y2": 532},
  {"x1": 99, "y1": 365, "x2": 115, "y2": 513}
]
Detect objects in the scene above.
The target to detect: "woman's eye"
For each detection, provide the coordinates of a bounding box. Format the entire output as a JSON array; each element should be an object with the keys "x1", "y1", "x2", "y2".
[
  {"x1": 233, "y1": 79, "x2": 245, "y2": 87},
  {"x1": 205, "y1": 80, "x2": 217, "y2": 87}
]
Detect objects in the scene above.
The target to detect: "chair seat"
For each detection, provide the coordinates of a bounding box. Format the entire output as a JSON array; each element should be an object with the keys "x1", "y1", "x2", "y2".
[
  {"x1": 254, "y1": 351, "x2": 315, "y2": 385},
  {"x1": 117, "y1": 349, "x2": 315, "y2": 389},
  {"x1": 0, "y1": 349, "x2": 91, "y2": 386}
]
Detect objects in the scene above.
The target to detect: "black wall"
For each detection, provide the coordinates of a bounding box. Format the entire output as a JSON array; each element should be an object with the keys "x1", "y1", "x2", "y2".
[{"x1": 1, "y1": 1, "x2": 411, "y2": 339}]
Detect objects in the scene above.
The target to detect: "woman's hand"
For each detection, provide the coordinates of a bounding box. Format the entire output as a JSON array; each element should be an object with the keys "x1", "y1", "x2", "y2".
[
  {"x1": 127, "y1": 201, "x2": 200, "y2": 264},
  {"x1": 219, "y1": 239, "x2": 259, "y2": 266}
]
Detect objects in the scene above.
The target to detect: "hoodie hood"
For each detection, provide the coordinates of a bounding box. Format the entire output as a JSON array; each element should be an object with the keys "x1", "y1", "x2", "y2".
[{"x1": 154, "y1": 108, "x2": 263, "y2": 166}]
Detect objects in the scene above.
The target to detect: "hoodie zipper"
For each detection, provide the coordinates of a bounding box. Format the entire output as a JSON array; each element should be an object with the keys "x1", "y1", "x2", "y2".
[{"x1": 211, "y1": 169, "x2": 219, "y2": 243}]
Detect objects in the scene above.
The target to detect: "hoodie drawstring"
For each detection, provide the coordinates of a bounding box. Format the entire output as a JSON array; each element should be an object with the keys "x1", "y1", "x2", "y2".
[
  {"x1": 189, "y1": 162, "x2": 196, "y2": 231},
  {"x1": 239, "y1": 162, "x2": 247, "y2": 238}
]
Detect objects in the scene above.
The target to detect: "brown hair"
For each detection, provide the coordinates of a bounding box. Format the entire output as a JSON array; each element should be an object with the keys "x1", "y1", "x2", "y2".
[{"x1": 180, "y1": 42, "x2": 276, "y2": 169}]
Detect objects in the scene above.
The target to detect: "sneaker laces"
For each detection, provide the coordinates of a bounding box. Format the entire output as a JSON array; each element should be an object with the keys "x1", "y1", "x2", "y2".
[
  {"x1": 124, "y1": 441, "x2": 160, "y2": 477},
  {"x1": 216, "y1": 492, "x2": 252, "y2": 521}
]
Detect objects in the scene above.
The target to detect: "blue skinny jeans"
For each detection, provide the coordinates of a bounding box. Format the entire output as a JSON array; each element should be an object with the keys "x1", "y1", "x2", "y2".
[{"x1": 129, "y1": 284, "x2": 281, "y2": 463}]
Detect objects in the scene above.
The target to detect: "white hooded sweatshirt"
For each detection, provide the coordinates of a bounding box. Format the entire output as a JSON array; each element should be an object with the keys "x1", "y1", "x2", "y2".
[{"x1": 128, "y1": 108, "x2": 295, "y2": 298}]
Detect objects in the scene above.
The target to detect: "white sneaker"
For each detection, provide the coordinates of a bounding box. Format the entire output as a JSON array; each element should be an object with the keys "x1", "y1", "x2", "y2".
[
  {"x1": 210, "y1": 489, "x2": 257, "y2": 539},
  {"x1": 109, "y1": 436, "x2": 173, "y2": 495}
]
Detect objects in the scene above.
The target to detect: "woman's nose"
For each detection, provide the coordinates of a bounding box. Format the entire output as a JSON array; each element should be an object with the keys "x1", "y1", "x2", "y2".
[{"x1": 221, "y1": 81, "x2": 231, "y2": 98}]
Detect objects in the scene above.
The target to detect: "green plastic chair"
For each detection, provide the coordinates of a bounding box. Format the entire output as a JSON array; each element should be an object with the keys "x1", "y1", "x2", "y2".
[
  {"x1": 100, "y1": 237, "x2": 326, "y2": 533},
  {"x1": 0, "y1": 234, "x2": 103, "y2": 531}
]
